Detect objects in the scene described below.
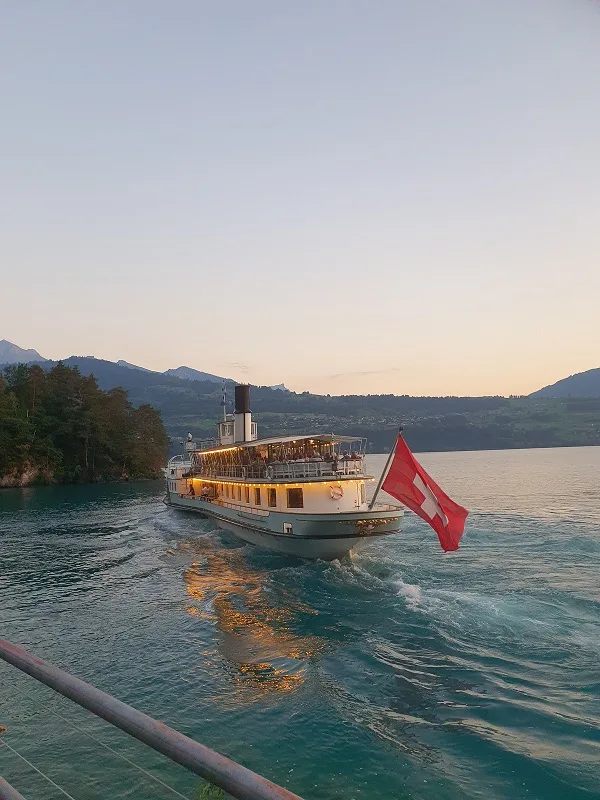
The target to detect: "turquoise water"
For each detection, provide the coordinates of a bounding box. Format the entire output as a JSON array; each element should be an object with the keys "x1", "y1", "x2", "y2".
[{"x1": 1, "y1": 447, "x2": 599, "y2": 800}]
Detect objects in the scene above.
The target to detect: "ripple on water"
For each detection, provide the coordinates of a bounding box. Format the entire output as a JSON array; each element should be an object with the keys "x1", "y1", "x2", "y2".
[{"x1": 1, "y1": 449, "x2": 600, "y2": 800}]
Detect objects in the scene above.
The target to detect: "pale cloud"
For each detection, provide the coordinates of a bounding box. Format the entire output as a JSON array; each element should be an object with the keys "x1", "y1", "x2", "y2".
[
  {"x1": 328, "y1": 368, "x2": 404, "y2": 381},
  {"x1": 228, "y1": 362, "x2": 251, "y2": 375}
]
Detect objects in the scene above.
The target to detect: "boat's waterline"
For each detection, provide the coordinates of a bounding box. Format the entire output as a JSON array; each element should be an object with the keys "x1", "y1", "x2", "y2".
[{"x1": 166, "y1": 495, "x2": 403, "y2": 559}]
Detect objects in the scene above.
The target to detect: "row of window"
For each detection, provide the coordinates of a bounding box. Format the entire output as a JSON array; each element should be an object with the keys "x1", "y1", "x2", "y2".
[{"x1": 221, "y1": 483, "x2": 304, "y2": 509}]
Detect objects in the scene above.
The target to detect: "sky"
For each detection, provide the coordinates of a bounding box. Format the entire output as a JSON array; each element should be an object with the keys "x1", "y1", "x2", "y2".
[{"x1": 1, "y1": 0, "x2": 599, "y2": 397}]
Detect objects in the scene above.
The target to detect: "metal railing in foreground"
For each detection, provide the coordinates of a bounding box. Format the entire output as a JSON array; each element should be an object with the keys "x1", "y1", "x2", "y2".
[
  {"x1": 0, "y1": 776, "x2": 26, "y2": 800},
  {"x1": 0, "y1": 639, "x2": 304, "y2": 800}
]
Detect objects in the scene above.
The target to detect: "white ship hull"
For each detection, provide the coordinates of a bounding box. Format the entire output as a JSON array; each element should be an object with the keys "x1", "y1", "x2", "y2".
[
  {"x1": 166, "y1": 492, "x2": 402, "y2": 560},
  {"x1": 214, "y1": 518, "x2": 376, "y2": 560}
]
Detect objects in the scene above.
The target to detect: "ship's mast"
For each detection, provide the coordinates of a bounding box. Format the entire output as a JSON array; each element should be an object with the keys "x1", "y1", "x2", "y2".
[{"x1": 368, "y1": 427, "x2": 402, "y2": 510}]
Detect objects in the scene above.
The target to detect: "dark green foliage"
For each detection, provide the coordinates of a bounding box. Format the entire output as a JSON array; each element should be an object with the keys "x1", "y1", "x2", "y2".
[
  {"x1": 0, "y1": 363, "x2": 169, "y2": 485},
  {"x1": 3, "y1": 357, "x2": 599, "y2": 456}
]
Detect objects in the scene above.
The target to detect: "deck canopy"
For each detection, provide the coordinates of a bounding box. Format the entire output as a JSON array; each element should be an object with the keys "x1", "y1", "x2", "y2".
[{"x1": 197, "y1": 433, "x2": 364, "y2": 455}]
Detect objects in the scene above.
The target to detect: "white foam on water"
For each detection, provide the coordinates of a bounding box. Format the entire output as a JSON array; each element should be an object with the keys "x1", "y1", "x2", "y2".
[{"x1": 395, "y1": 579, "x2": 423, "y2": 610}]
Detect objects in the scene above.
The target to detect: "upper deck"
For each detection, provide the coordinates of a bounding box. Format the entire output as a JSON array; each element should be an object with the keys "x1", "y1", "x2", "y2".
[
  {"x1": 184, "y1": 433, "x2": 369, "y2": 483},
  {"x1": 190, "y1": 457, "x2": 367, "y2": 483}
]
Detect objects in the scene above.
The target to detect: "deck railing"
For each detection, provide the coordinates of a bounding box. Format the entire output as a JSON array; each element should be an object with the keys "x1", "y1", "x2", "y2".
[
  {"x1": 0, "y1": 640, "x2": 304, "y2": 800},
  {"x1": 192, "y1": 459, "x2": 365, "y2": 482},
  {"x1": 185, "y1": 439, "x2": 219, "y2": 452}
]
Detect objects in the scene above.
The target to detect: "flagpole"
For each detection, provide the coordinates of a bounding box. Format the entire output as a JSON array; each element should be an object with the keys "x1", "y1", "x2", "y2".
[{"x1": 368, "y1": 427, "x2": 403, "y2": 511}]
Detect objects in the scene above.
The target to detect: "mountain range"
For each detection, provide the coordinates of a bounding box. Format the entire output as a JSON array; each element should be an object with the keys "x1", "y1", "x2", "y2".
[
  {"x1": 2, "y1": 338, "x2": 599, "y2": 398},
  {"x1": 0, "y1": 340, "x2": 286, "y2": 391},
  {"x1": 2, "y1": 339, "x2": 600, "y2": 452}
]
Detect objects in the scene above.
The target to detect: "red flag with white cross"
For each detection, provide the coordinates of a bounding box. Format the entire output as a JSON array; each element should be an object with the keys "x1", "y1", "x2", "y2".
[{"x1": 382, "y1": 435, "x2": 468, "y2": 551}]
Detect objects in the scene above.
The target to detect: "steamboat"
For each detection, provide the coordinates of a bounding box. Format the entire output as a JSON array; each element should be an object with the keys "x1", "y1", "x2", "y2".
[{"x1": 165, "y1": 385, "x2": 403, "y2": 559}]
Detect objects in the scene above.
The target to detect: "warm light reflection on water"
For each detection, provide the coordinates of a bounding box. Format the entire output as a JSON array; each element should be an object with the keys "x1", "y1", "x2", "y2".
[{"x1": 183, "y1": 543, "x2": 323, "y2": 700}]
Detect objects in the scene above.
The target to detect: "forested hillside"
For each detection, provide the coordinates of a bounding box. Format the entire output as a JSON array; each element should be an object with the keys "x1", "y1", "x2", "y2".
[
  {"x1": 0, "y1": 363, "x2": 168, "y2": 487},
  {"x1": 2, "y1": 357, "x2": 599, "y2": 457}
]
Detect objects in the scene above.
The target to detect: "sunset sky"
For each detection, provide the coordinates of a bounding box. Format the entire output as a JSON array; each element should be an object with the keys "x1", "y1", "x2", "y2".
[{"x1": 2, "y1": 1, "x2": 599, "y2": 397}]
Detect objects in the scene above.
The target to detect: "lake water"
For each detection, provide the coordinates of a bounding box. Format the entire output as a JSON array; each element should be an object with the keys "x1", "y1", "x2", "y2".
[{"x1": 1, "y1": 447, "x2": 599, "y2": 800}]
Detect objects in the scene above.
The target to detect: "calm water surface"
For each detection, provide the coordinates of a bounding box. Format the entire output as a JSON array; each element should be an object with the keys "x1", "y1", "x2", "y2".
[{"x1": 0, "y1": 447, "x2": 599, "y2": 799}]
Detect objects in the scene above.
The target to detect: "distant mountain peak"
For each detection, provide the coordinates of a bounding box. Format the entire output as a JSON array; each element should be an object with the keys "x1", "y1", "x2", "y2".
[
  {"x1": 0, "y1": 339, "x2": 47, "y2": 364},
  {"x1": 117, "y1": 360, "x2": 156, "y2": 374},
  {"x1": 530, "y1": 367, "x2": 600, "y2": 398},
  {"x1": 163, "y1": 365, "x2": 226, "y2": 384},
  {"x1": 0, "y1": 345, "x2": 289, "y2": 391},
  {"x1": 163, "y1": 365, "x2": 289, "y2": 391}
]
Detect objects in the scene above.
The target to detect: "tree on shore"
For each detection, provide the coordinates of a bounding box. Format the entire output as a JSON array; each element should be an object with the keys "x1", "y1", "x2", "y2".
[{"x1": 0, "y1": 363, "x2": 169, "y2": 484}]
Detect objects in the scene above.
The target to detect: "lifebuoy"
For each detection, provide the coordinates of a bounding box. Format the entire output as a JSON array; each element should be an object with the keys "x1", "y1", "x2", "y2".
[
  {"x1": 330, "y1": 485, "x2": 344, "y2": 500},
  {"x1": 266, "y1": 466, "x2": 274, "y2": 480}
]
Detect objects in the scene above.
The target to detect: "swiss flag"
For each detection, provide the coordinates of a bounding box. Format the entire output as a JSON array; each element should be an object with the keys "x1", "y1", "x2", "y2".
[{"x1": 382, "y1": 435, "x2": 468, "y2": 551}]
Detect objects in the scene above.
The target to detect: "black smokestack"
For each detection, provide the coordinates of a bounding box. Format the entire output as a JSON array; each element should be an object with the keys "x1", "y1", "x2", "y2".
[{"x1": 234, "y1": 385, "x2": 250, "y2": 414}]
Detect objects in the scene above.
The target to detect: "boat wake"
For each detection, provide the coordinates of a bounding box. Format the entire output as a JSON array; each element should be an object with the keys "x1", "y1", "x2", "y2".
[{"x1": 395, "y1": 579, "x2": 423, "y2": 610}]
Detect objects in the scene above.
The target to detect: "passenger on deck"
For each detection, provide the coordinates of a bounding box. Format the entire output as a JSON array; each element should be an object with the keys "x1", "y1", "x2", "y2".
[{"x1": 188, "y1": 483, "x2": 195, "y2": 497}]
